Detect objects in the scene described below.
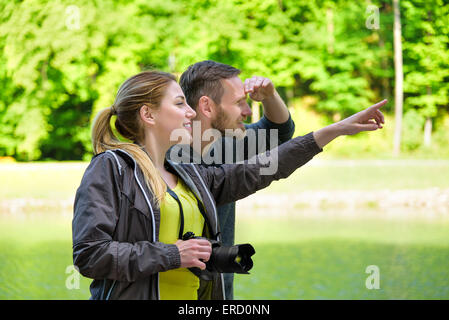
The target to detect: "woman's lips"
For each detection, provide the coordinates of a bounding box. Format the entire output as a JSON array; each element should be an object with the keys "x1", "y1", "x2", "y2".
[{"x1": 183, "y1": 122, "x2": 192, "y2": 133}]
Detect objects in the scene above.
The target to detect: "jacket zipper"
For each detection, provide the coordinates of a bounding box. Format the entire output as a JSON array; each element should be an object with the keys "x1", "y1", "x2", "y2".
[
  {"x1": 104, "y1": 280, "x2": 116, "y2": 300},
  {"x1": 189, "y1": 164, "x2": 226, "y2": 300},
  {"x1": 130, "y1": 155, "x2": 159, "y2": 299},
  {"x1": 103, "y1": 151, "x2": 121, "y2": 300},
  {"x1": 109, "y1": 149, "x2": 160, "y2": 300}
]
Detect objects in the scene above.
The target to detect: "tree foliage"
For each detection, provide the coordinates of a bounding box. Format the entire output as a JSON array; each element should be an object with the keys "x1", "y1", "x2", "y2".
[{"x1": 0, "y1": 0, "x2": 448, "y2": 160}]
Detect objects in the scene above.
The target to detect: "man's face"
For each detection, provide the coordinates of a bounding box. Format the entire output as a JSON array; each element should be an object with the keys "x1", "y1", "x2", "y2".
[{"x1": 211, "y1": 76, "x2": 252, "y2": 137}]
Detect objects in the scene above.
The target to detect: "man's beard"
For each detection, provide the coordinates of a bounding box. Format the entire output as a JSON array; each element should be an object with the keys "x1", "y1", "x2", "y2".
[{"x1": 211, "y1": 104, "x2": 246, "y2": 139}]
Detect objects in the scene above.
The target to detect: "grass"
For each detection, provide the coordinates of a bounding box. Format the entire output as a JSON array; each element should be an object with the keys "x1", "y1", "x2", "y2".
[
  {"x1": 235, "y1": 216, "x2": 449, "y2": 246},
  {"x1": 0, "y1": 240, "x2": 92, "y2": 299},
  {"x1": 234, "y1": 240, "x2": 449, "y2": 299},
  {"x1": 0, "y1": 213, "x2": 448, "y2": 300},
  {"x1": 0, "y1": 215, "x2": 92, "y2": 299},
  {"x1": 0, "y1": 162, "x2": 87, "y2": 200},
  {"x1": 233, "y1": 216, "x2": 449, "y2": 299},
  {"x1": 1, "y1": 160, "x2": 449, "y2": 200},
  {"x1": 0, "y1": 161, "x2": 448, "y2": 299},
  {"x1": 0, "y1": 212, "x2": 449, "y2": 299},
  {"x1": 258, "y1": 160, "x2": 449, "y2": 194}
]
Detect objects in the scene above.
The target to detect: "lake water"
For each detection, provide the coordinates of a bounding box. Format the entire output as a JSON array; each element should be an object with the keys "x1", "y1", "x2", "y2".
[{"x1": 1, "y1": 205, "x2": 448, "y2": 299}]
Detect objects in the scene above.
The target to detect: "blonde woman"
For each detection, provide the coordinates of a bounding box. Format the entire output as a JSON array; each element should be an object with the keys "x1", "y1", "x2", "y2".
[{"x1": 72, "y1": 70, "x2": 386, "y2": 300}]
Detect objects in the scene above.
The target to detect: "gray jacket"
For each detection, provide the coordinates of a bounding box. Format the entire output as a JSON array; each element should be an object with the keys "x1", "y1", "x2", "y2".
[{"x1": 72, "y1": 132, "x2": 322, "y2": 300}]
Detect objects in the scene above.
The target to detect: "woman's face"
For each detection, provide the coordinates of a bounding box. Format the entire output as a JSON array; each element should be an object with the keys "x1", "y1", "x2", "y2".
[{"x1": 154, "y1": 81, "x2": 196, "y2": 146}]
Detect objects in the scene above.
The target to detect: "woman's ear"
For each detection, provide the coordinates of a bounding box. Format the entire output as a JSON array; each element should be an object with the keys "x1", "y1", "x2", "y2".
[
  {"x1": 197, "y1": 96, "x2": 215, "y2": 120},
  {"x1": 139, "y1": 104, "x2": 157, "y2": 126}
]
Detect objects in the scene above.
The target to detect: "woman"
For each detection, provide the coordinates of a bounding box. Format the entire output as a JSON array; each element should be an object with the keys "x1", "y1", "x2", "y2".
[{"x1": 72, "y1": 70, "x2": 386, "y2": 300}]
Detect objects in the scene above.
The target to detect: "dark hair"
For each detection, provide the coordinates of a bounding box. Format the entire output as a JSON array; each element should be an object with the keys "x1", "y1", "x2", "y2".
[{"x1": 179, "y1": 60, "x2": 241, "y2": 110}]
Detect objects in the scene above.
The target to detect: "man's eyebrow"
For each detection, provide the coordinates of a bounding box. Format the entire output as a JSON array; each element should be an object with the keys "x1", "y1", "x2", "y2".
[{"x1": 235, "y1": 95, "x2": 247, "y2": 103}]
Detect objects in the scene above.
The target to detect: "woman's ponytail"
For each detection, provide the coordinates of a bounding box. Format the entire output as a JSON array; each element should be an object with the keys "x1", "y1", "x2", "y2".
[
  {"x1": 92, "y1": 71, "x2": 171, "y2": 206},
  {"x1": 91, "y1": 106, "x2": 117, "y2": 155}
]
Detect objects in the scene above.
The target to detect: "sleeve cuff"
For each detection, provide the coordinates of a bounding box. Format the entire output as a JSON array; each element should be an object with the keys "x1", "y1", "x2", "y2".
[
  {"x1": 166, "y1": 244, "x2": 181, "y2": 269},
  {"x1": 260, "y1": 112, "x2": 294, "y2": 130},
  {"x1": 302, "y1": 132, "x2": 324, "y2": 156},
  {"x1": 245, "y1": 112, "x2": 294, "y2": 131}
]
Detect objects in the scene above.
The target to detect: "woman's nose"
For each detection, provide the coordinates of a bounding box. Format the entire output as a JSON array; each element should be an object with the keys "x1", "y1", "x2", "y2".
[{"x1": 186, "y1": 104, "x2": 196, "y2": 119}]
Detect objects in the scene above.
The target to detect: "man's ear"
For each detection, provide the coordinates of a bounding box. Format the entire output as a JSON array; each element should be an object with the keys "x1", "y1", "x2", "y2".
[
  {"x1": 197, "y1": 96, "x2": 216, "y2": 120},
  {"x1": 139, "y1": 104, "x2": 157, "y2": 126}
]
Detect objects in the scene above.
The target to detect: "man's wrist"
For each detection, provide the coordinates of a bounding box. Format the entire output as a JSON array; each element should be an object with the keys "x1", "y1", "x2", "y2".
[
  {"x1": 260, "y1": 90, "x2": 279, "y2": 105},
  {"x1": 260, "y1": 90, "x2": 290, "y2": 124}
]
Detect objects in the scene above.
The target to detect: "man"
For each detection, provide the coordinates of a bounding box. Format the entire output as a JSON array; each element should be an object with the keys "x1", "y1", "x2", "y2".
[{"x1": 173, "y1": 60, "x2": 296, "y2": 299}]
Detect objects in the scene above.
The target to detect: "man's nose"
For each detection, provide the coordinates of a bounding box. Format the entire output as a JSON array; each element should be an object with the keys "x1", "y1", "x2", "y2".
[{"x1": 242, "y1": 103, "x2": 252, "y2": 117}]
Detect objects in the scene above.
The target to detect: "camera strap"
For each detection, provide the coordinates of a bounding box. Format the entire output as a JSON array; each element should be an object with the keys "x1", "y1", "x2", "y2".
[
  {"x1": 166, "y1": 184, "x2": 213, "y2": 240},
  {"x1": 166, "y1": 187, "x2": 185, "y2": 240}
]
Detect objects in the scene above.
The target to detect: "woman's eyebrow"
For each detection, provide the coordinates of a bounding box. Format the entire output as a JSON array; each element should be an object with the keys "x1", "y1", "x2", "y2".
[{"x1": 175, "y1": 95, "x2": 185, "y2": 100}]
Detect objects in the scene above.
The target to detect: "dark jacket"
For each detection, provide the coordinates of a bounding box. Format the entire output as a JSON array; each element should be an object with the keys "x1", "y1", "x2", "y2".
[
  {"x1": 166, "y1": 114, "x2": 296, "y2": 299},
  {"x1": 214, "y1": 115, "x2": 296, "y2": 300},
  {"x1": 209, "y1": 114, "x2": 296, "y2": 246},
  {"x1": 72, "y1": 132, "x2": 322, "y2": 300}
]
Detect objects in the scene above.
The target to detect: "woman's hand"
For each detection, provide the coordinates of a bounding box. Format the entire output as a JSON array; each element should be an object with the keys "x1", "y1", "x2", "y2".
[
  {"x1": 175, "y1": 239, "x2": 212, "y2": 270},
  {"x1": 313, "y1": 99, "x2": 387, "y2": 149},
  {"x1": 337, "y1": 99, "x2": 387, "y2": 136}
]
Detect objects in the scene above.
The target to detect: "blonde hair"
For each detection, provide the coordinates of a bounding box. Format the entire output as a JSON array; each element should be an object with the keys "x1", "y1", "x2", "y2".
[{"x1": 91, "y1": 71, "x2": 177, "y2": 206}]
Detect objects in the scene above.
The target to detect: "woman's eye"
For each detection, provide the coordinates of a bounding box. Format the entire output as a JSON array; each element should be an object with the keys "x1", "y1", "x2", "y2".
[{"x1": 176, "y1": 102, "x2": 184, "y2": 106}]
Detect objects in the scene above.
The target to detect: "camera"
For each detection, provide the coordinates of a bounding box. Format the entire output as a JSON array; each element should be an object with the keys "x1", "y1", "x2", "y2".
[{"x1": 182, "y1": 231, "x2": 255, "y2": 280}]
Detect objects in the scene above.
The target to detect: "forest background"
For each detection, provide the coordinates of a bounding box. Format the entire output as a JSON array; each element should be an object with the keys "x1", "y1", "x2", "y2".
[
  {"x1": 1, "y1": 0, "x2": 449, "y2": 300},
  {"x1": 1, "y1": 0, "x2": 448, "y2": 161}
]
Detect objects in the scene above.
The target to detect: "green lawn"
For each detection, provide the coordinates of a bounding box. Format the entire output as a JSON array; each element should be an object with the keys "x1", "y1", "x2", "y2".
[
  {"x1": 234, "y1": 240, "x2": 449, "y2": 299},
  {"x1": 0, "y1": 217, "x2": 90, "y2": 299},
  {"x1": 0, "y1": 161, "x2": 448, "y2": 299},
  {"x1": 1, "y1": 160, "x2": 449, "y2": 200},
  {"x1": 258, "y1": 160, "x2": 449, "y2": 193},
  {"x1": 234, "y1": 217, "x2": 449, "y2": 299},
  {"x1": 0, "y1": 162, "x2": 87, "y2": 200},
  {"x1": 1, "y1": 214, "x2": 448, "y2": 300}
]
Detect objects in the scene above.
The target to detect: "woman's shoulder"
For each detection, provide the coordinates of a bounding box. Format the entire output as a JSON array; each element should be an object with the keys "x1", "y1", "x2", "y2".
[
  {"x1": 81, "y1": 150, "x2": 136, "y2": 184},
  {"x1": 91, "y1": 149, "x2": 136, "y2": 171}
]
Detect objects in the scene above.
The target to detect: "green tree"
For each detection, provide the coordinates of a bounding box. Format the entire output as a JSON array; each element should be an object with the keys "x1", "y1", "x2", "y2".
[
  {"x1": 0, "y1": 0, "x2": 448, "y2": 160},
  {"x1": 402, "y1": 0, "x2": 449, "y2": 150}
]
